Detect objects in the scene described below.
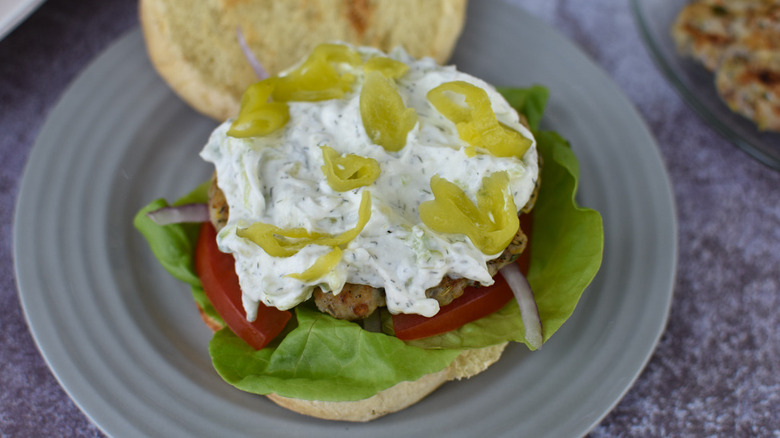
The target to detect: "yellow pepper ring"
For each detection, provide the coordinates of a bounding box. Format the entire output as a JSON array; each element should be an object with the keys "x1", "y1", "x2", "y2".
[
  {"x1": 237, "y1": 190, "x2": 373, "y2": 257},
  {"x1": 272, "y1": 43, "x2": 362, "y2": 102},
  {"x1": 360, "y1": 71, "x2": 418, "y2": 152},
  {"x1": 363, "y1": 56, "x2": 410, "y2": 79},
  {"x1": 286, "y1": 247, "x2": 343, "y2": 282},
  {"x1": 228, "y1": 78, "x2": 290, "y2": 138},
  {"x1": 427, "y1": 81, "x2": 532, "y2": 158},
  {"x1": 320, "y1": 146, "x2": 381, "y2": 192},
  {"x1": 419, "y1": 171, "x2": 519, "y2": 255}
]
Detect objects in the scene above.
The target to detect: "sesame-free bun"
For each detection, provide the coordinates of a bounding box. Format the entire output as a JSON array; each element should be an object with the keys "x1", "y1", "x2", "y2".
[
  {"x1": 139, "y1": 0, "x2": 468, "y2": 121},
  {"x1": 195, "y1": 297, "x2": 506, "y2": 422},
  {"x1": 267, "y1": 342, "x2": 507, "y2": 422}
]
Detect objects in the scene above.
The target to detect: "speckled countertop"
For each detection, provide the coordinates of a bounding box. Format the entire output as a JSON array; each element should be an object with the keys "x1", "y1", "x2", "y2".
[{"x1": 1, "y1": 0, "x2": 778, "y2": 436}]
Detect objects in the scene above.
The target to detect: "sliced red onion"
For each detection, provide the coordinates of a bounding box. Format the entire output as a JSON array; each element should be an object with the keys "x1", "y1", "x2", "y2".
[
  {"x1": 500, "y1": 263, "x2": 543, "y2": 350},
  {"x1": 236, "y1": 26, "x2": 269, "y2": 80},
  {"x1": 146, "y1": 203, "x2": 209, "y2": 225}
]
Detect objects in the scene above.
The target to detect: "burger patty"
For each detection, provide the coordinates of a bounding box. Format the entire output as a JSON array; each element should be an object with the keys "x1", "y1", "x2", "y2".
[
  {"x1": 207, "y1": 162, "x2": 539, "y2": 321},
  {"x1": 313, "y1": 284, "x2": 386, "y2": 320}
]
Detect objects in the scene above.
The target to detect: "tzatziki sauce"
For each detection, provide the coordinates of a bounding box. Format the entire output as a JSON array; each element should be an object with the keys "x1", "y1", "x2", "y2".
[{"x1": 200, "y1": 45, "x2": 538, "y2": 320}]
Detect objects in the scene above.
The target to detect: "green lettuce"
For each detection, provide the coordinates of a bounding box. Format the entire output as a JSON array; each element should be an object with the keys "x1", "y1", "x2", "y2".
[
  {"x1": 134, "y1": 86, "x2": 603, "y2": 402},
  {"x1": 496, "y1": 85, "x2": 550, "y2": 131},
  {"x1": 133, "y1": 181, "x2": 224, "y2": 326},
  {"x1": 209, "y1": 305, "x2": 460, "y2": 401}
]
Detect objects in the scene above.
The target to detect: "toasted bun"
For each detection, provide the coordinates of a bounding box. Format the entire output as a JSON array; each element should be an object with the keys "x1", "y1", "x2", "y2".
[{"x1": 139, "y1": 0, "x2": 468, "y2": 121}]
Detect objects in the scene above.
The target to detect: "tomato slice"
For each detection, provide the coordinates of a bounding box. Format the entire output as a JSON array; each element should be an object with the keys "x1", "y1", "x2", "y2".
[
  {"x1": 393, "y1": 212, "x2": 533, "y2": 341},
  {"x1": 393, "y1": 275, "x2": 514, "y2": 341},
  {"x1": 195, "y1": 222, "x2": 291, "y2": 350}
]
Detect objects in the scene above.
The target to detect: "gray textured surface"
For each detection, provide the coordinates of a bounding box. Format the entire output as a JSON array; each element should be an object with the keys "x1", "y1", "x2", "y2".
[{"x1": 1, "y1": 0, "x2": 778, "y2": 437}]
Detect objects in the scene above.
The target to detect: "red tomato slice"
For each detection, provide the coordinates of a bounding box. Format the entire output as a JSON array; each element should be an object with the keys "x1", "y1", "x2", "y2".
[
  {"x1": 393, "y1": 212, "x2": 533, "y2": 341},
  {"x1": 393, "y1": 275, "x2": 515, "y2": 341},
  {"x1": 195, "y1": 222, "x2": 291, "y2": 350}
]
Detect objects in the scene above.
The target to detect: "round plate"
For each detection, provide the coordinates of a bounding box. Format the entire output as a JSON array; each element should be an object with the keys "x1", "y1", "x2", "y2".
[
  {"x1": 0, "y1": 0, "x2": 46, "y2": 40},
  {"x1": 631, "y1": 0, "x2": 780, "y2": 171},
  {"x1": 14, "y1": 1, "x2": 677, "y2": 437}
]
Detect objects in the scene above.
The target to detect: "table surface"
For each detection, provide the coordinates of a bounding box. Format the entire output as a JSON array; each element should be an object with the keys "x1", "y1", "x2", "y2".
[{"x1": 1, "y1": 0, "x2": 778, "y2": 436}]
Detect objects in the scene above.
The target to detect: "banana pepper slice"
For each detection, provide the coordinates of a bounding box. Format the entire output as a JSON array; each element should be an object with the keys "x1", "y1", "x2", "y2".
[
  {"x1": 360, "y1": 71, "x2": 418, "y2": 152},
  {"x1": 272, "y1": 43, "x2": 362, "y2": 102},
  {"x1": 320, "y1": 145, "x2": 381, "y2": 191},
  {"x1": 419, "y1": 171, "x2": 519, "y2": 255},
  {"x1": 285, "y1": 247, "x2": 343, "y2": 282},
  {"x1": 237, "y1": 190, "x2": 372, "y2": 257},
  {"x1": 228, "y1": 78, "x2": 290, "y2": 138},
  {"x1": 427, "y1": 81, "x2": 531, "y2": 158},
  {"x1": 363, "y1": 56, "x2": 410, "y2": 79}
]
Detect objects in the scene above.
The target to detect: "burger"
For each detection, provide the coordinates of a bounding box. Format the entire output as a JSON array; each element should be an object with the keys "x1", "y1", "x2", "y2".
[{"x1": 135, "y1": 42, "x2": 603, "y2": 422}]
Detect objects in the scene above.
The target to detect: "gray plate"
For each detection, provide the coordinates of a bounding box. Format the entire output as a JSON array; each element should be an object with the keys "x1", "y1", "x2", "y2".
[{"x1": 14, "y1": 1, "x2": 677, "y2": 437}]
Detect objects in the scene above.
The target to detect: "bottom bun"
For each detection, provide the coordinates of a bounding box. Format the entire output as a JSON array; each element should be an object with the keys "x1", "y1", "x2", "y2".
[
  {"x1": 266, "y1": 342, "x2": 508, "y2": 422},
  {"x1": 196, "y1": 289, "x2": 507, "y2": 422}
]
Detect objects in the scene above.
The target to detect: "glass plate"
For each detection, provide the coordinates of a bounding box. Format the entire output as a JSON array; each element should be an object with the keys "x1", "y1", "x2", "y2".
[{"x1": 631, "y1": 0, "x2": 780, "y2": 171}]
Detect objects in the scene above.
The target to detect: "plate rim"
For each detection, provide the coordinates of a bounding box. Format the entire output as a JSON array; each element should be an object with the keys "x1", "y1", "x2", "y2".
[
  {"x1": 0, "y1": 0, "x2": 46, "y2": 40},
  {"x1": 13, "y1": 2, "x2": 677, "y2": 436}
]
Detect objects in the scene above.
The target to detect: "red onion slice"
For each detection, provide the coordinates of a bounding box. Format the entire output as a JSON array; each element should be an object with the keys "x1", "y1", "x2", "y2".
[
  {"x1": 500, "y1": 262, "x2": 543, "y2": 350},
  {"x1": 236, "y1": 27, "x2": 269, "y2": 80},
  {"x1": 146, "y1": 203, "x2": 209, "y2": 225}
]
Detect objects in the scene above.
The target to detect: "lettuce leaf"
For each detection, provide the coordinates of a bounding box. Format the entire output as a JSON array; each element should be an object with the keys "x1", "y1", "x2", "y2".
[
  {"x1": 133, "y1": 181, "x2": 225, "y2": 325},
  {"x1": 133, "y1": 183, "x2": 206, "y2": 287},
  {"x1": 496, "y1": 85, "x2": 549, "y2": 131},
  {"x1": 400, "y1": 121, "x2": 603, "y2": 351},
  {"x1": 210, "y1": 305, "x2": 460, "y2": 401},
  {"x1": 528, "y1": 131, "x2": 603, "y2": 338},
  {"x1": 134, "y1": 86, "x2": 604, "y2": 402}
]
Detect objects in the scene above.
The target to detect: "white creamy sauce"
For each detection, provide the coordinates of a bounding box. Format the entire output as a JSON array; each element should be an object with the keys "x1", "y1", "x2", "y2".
[{"x1": 200, "y1": 45, "x2": 538, "y2": 320}]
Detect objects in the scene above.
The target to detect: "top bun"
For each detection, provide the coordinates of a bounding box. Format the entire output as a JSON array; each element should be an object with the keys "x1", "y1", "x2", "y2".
[{"x1": 139, "y1": 0, "x2": 469, "y2": 121}]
